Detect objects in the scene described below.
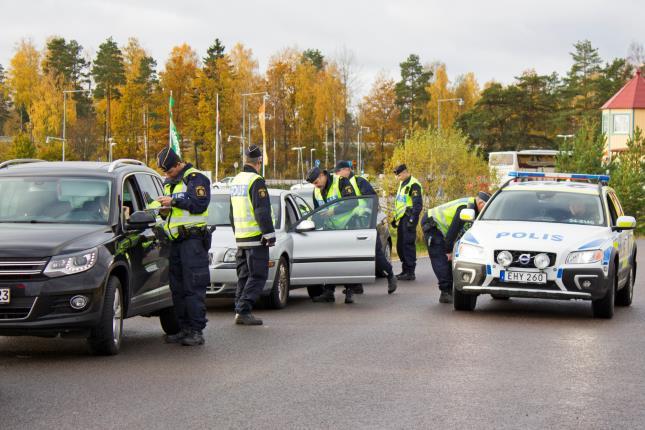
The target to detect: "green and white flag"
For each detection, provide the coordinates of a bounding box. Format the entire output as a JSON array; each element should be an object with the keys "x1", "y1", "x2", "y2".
[{"x1": 169, "y1": 92, "x2": 181, "y2": 156}]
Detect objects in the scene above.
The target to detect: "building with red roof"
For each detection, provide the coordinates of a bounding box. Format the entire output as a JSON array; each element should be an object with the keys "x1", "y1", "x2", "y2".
[{"x1": 601, "y1": 70, "x2": 645, "y2": 155}]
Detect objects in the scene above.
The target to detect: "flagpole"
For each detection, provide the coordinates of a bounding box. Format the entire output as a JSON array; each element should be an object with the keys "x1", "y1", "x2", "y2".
[
  {"x1": 169, "y1": 90, "x2": 172, "y2": 148},
  {"x1": 215, "y1": 93, "x2": 220, "y2": 182}
]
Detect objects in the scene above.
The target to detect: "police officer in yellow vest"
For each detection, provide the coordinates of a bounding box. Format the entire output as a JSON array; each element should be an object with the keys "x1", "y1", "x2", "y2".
[
  {"x1": 305, "y1": 166, "x2": 358, "y2": 303},
  {"x1": 229, "y1": 145, "x2": 275, "y2": 325},
  {"x1": 392, "y1": 164, "x2": 423, "y2": 281},
  {"x1": 335, "y1": 160, "x2": 397, "y2": 294},
  {"x1": 421, "y1": 191, "x2": 490, "y2": 303},
  {"x1": 156, "y1": 147, "x2": 211, "y2": 346}
]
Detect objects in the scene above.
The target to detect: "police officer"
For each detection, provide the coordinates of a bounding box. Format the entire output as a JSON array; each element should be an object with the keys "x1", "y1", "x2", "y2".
[
  {"x1": 334, "y1": 160, "x2": 397, "y2": 294},
  {"x1": 156, "y1": 147, "x2": 211, "y2": 346},
  {"x1": 305, "y1": 166, "x2": 358, "y2": 303},
  {"x1": 421, "y1": 191, "x2": 490, "y2": 303},
  {"x1": 392, "y1": 164, "x2": 423, "y2": 281},
  {"x1": 230, "y1": 145, "x2": 275, "y2": 326}
]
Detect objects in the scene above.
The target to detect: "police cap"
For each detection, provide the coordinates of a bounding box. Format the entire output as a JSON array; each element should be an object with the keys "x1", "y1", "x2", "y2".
[
  {"x1": 477, "y1": 191, "x2": 491, "y2": 202},
  {"x1": 157, "y1": 147, "x2": 181, "y2": 171},
  {"x1": 334, "y1": 160, "x2": 352, "y2": 172},
  {"x1": 245, "y1": 145, "x2": 263, "y2": 159},
  {"x1": 306, "y1": 167, "x2": 322, "y2": 183},
  {"x1": 393, "y1": 163, "x2": 407, "y2": 175}
]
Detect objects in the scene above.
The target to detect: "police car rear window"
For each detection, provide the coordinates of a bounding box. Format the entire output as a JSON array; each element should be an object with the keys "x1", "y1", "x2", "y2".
[{"x1": 481, "y1": 190, "x2": 605, "y2": 226}]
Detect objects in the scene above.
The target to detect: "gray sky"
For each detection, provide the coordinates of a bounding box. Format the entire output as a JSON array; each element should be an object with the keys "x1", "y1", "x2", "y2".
[{"x1": 2, "y1": 0, "x2": 643, "y2": 100}]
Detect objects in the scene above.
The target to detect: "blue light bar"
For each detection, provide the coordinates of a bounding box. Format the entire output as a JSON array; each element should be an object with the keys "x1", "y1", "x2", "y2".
[{"x1": 508, "y1": 171, "x2": 610, "y2": 183}]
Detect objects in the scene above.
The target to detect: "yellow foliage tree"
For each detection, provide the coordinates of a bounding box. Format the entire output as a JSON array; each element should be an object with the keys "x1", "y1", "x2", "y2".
[{"x1": 8, "y1": 39, "x2": 41, "y2": 131}]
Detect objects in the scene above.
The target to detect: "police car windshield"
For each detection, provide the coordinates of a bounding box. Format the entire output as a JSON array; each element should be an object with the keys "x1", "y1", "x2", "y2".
[
  {"x1": 0, "y1": 177, "x2": 112, "y2": 224},
  {"x1": 481, "y1": 190, "x2": 605, "y2": 226},
  {"x1": 208, "y1": 194, "x2": 281, "y2": 229}
]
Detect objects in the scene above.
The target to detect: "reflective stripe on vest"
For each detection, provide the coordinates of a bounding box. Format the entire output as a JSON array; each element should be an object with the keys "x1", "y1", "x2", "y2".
[
  {"x1": 349, "y1": 176, "x2": 362, "y2": 196},
  {"x1": 426, "y1": 197, "x2": 474, "y2": 236},
  {"x1": 314, "y1": 174, "x2": 341, "y2": 206},
  {"x1": 161, "y1": 167, "x2": 209, "y2": 240},
  {"x1": 230, "y1": 172, "x2": 263, "y2": 239},
  {"x1": 394, "y1": 176, "x2": 422, "y2": 221}
]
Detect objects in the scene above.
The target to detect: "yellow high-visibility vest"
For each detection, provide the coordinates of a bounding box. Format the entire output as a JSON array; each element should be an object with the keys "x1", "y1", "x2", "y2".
[{"x1": 394, "y1": 176, "x2": 422, "y2": 221}]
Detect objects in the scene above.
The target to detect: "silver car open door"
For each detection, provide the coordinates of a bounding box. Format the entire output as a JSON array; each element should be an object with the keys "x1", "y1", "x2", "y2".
[{"x1": 289, "y1": 196, "x2": 377, "y2": 285}]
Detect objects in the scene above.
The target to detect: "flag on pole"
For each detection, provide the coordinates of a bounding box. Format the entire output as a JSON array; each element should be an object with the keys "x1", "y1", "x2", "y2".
[
  {"x1": 169, "y1": 91, "x2": 181, "y2": 156},
  {"x1": 258, "y1": 99, "x2": 267, "y2": 166}
]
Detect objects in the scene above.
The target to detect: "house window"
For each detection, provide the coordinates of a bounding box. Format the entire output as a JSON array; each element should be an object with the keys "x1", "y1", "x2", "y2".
[{"x1": 612, "y1": 114, "x2": 630, "y2": 134}]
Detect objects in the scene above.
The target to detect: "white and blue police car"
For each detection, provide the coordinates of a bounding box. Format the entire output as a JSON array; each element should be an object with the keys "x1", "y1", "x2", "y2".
[{"x1": 452, "y1": 172, "x2": 637, "y2": 318}]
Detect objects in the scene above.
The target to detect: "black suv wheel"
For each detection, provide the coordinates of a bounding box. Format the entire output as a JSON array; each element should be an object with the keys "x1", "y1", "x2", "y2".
[{"x1": 88, "y1": 276, "x2": 123, "y2": 355}]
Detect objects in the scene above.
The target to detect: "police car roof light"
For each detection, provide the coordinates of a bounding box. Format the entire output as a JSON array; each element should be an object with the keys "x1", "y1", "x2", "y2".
[{"x1": 507, "y1": 171, "x2": 610, "y2": 184}]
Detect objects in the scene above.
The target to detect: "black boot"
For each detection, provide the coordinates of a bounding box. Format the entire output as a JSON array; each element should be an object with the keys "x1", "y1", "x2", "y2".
[
  {"x1": 235, "y1": 313, "x2": 264, "y2": 325},
  {"x1": 312, "y1": 288, "x2": 335, "y2": 303},
  {"x1": 164, "y1": 329, "x2": 188, "y2": 344},
  {"x1": 353, "y1": 284, "x2": 364, "y2": 294},
  {"x1": 181, "y1": 330, "x2": 205, "y2": 346},
  {"x1": 344, "y1": 287, "x2": 354, "y2": 304},
  {"x1": 397, "y1": 272, "x2": 416, "y2": 281},
  {"x1": 387, "y1": 273, "x2": 398, "y2": 294}
]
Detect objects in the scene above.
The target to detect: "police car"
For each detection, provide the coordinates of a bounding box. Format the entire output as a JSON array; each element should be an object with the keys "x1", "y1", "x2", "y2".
[{"x1": 452, "y1": 172, "x2": 637, "y2": 318}]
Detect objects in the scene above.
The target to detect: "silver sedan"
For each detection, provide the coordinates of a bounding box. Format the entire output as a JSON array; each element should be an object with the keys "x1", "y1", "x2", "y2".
[{"x1": 207, "y1": 190, "x2": 384, "y2": 308}]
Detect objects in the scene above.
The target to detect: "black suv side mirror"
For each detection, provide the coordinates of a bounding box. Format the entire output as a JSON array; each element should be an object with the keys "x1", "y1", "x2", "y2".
[{"x1": 126, "y1": 210, "x2": 156, "y2": 231}]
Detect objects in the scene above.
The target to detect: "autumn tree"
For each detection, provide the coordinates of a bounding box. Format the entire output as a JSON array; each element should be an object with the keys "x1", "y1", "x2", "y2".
[
  {"x1": 0, "y1": 64, "x2": 11, "y2": 133},
  {"x1": 92, "y1": 37, "x2": 126, "y2": 157},
  {"x1": 358, "y1": 74, "x2": 400, "y2": 173},
  {"x1": 8, "y1": 39, "x2": 41, "y2": 131}
]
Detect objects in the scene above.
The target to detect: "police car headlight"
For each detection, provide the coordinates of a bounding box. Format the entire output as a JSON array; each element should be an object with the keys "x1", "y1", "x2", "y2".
[
  {"x1": 44, "y1": 248, "x2": 98, "y2": 277},
  {"x1": 458, "y1": 243, "x2": 484, "y2": 260},
  {"x1": 496, "y1": 250, "x2": 513, "y2": 267},
  {"x1": 534, "y1": 253, "x2": 550, "y2": 269},
  {"x1": 223, "y1": 248, "x2": 237, "y2": 263},
  {"x1": 566, "y1": 249, "x2": 603, "y2": 264}
]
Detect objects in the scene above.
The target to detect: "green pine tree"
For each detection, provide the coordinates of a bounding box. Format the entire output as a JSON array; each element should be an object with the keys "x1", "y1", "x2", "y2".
[
  {"x1": 395, "y1": 54, "x2": 432, "y2": 129},
  {"x1": 610, "y1": 127, "x2": 645, "y2": 234},
  {"x1": 556, "y1": 119, "x2": 606, "y2": 174}
]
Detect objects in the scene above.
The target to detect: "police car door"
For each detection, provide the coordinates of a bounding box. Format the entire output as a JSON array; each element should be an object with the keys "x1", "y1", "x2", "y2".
[{"x1": 289, "y1": 196, "x2": 377, "y2": 285}]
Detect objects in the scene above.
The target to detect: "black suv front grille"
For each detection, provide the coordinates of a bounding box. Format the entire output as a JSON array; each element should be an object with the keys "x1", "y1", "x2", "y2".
[
  {"x1": 494, "y1": 250, "x2": 556, "y2": 269},
  {"x1": 0, "y1": 297, "x2": 36, "y2": 319},
  {"x1": 0, "y1": 258, "x2": 48, "y2": 280}
]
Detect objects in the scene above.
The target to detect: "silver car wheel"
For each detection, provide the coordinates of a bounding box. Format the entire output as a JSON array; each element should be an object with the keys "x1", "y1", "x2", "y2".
[{"x1": 278, "y1": 262, "x2": 289, "y2": 305}]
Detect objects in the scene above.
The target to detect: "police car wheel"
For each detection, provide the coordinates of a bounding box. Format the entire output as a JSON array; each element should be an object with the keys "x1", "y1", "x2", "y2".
[
  {"x1": 265, "y1": 257, "x2": 290, "y2": 309},
  {"x1": 307, "y1": 285, "x2": 324, "y2": 299},
  {"x1": 592, "y1": 267, "x2": 616, "y2": 319},
  {"x1": 453, "y1": 287, "x2": 477, "y2": 311},
  {"x1": 159, "y1": 306, "x2": 180, "y2": 334},
  {"x1": 88, "y1": 276, "x2": 123, "y2": 356},
  {"x1": 615, "y1": 260, "x2": 635, "y2": 307}
]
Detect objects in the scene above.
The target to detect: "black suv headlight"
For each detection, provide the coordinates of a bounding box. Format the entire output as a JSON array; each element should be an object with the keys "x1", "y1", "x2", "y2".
[{"x1": 44, "y1": 247, "x2": 98, "y2": 277}]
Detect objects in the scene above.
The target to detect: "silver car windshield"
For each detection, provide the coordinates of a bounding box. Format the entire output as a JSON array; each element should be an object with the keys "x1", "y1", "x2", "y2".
[
  {"x1": 481, "y1": 190, "x2": 605, "y2": 226},
  {"x1": 208, "y1": 194, "x2": 281, "y2": 228},
  {"x1": 0, "y1": 177, "x2": 112, "y2": 224}
]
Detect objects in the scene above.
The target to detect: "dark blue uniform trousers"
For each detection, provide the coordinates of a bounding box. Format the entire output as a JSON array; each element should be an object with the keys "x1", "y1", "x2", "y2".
[
  {"x1": 375, "y1": 235, "x2": 393, "y2": 277},
  {"x1": 397, "y1": 216, "x2": 417, "y2": 275},
  {"x1": 169, "y1": 237, "x2": 209, "y2": 331},
  {"x1": 235, "y1": 246, "x2": 269, "y2": 315},
  {"x1": 426, "y1": 227, "x2": 453, "y2": 292}
]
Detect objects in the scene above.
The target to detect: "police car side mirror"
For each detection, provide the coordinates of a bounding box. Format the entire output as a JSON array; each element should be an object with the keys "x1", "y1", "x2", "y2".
[
  {"x1": 612, "y1": 216, "x2": 636, "y2": 231},
  {"x1": 460, "y1": 209, "x2": 476, "y2": 222},
  {"x1": 126, "y1": 210, "x2": 156, "y2": 231},
  {"x1": 296, "y1": 219, "x2": 316, "y2": 232}
]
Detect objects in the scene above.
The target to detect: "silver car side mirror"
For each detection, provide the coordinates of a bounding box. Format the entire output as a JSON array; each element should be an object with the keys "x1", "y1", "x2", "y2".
[{"x1": 296, "y1": 219, "x2": 316, "y2": 232}]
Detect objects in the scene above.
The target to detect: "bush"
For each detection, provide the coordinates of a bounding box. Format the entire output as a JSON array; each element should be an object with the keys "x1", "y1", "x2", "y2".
[
  {"x1": 556, "y1": 119, "x2": 606, "y2": 175},
  {"x1": 611, "y1": 128, "x2": 645, "y2": 235}
]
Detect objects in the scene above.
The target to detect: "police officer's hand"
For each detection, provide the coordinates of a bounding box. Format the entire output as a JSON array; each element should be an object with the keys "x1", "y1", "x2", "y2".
[
  {"x1": 446, "y1": 253, "x2": 452, "y2": 261},
  {"x1": 157, "y1": 196, "x2": 173, "y2": 207}
]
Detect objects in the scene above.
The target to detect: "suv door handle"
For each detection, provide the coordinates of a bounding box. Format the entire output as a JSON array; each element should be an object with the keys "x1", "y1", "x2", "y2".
[{"x1": 356, "y1": 236, "x2": 368, "y2": 240}]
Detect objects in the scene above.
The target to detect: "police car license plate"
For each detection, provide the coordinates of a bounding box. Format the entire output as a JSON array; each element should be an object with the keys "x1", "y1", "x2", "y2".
[
  {"x1": 501, "y1": 271, "x2": 546, "y2": 284},
  {"x1": 0, "y1": 288, "x2": 10, "y2": 304}
]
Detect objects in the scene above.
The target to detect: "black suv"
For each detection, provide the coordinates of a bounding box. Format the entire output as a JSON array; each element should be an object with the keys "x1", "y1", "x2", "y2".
[{"x1": 0, "y1": 159, "x2": 178, "y2": 355}]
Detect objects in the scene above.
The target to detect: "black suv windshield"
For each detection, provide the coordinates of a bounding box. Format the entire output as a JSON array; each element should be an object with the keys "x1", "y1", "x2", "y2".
[
  {"x1": 481, "y1": 190, "x2": 605, "y2": 226},
  {"x1": 0, "y1": 177, "x2": 112, "y2": 224}
]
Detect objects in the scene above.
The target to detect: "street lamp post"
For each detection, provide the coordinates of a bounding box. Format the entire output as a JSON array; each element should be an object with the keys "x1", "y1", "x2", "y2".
[
  {"x1": 310, "y1": 148, "x2": 316, "y2": 169},
  {"x1": 62, "y1": 89, "x2": 91, "y2": 162},
  {"x1": 437, "y1": 98, "x2": 464, "y2": 130},
  {"x1": 292, "y1": 146, "x2": 306, "y2": 181},
  {"x1": 108, "y1": 138, "x2": 117, "y2": 162},
  {"x1": 357, "y1": 126, "x2": 369, "y2": 174}
]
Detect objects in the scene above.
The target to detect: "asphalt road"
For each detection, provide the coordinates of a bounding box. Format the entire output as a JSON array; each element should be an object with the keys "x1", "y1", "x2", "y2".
[{"x1": 1, "y1": 241, "x2": 644, "y2": 429}]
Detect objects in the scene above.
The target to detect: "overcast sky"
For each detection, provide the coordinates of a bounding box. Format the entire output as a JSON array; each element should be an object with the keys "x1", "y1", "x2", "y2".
[{"x1": 2, "y1": 0, "x2": 643, "y2": 100}]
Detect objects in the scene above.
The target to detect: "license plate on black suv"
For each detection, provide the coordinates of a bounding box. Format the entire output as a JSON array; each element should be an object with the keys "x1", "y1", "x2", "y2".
[{"x1": 500, "y1": 271, "x2": 546, "y2": 284}]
